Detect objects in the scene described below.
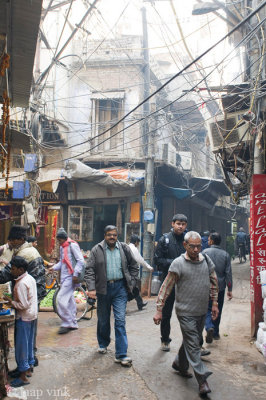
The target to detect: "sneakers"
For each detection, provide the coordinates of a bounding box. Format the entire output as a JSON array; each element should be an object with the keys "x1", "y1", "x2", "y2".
[
  {"x1": 206, "y1": 328, "x2": 214, "y2": 344},
  {"x1": 213, "y1": 333, "x2": 220, "y2": 340},
  {"x1": 97, "y1": 347, "x2": 107, "y2": 354},
  {"x1": 114, "y1": 356, "x2": 132, "y2": 366},
  {"x1": 161, "y1": 342, "x2": 170, "y2": 352}
]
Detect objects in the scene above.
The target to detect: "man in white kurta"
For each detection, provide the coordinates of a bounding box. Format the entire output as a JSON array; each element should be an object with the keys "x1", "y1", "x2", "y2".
[{"x1": 49, "y1": 228, "x2": 84, "y2": 334}]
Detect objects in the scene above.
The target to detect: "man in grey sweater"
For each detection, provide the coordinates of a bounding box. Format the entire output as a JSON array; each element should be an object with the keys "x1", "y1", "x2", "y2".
[
  {"x1": 153, "y1": 231, "x2": 219, "y2": 396},
  {"x1": 203, "y1": 232, "x2": 233, "y2": 343}
]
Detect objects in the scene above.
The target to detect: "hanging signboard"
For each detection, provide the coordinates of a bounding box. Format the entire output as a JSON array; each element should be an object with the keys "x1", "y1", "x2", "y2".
[{"x1": 250, "y1": 174, "x2": 266, "y2": 336}]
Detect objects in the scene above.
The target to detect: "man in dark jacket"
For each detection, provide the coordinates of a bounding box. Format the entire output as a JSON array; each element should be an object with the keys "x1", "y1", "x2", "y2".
[
  {"x1": 154, "y1": 214, "x2": 187, "y2": 351},
  {"x1": 203, "y1": 232, "x2": 233, "y2": 342},
  {"x1": 236, "y1": 227, "x2": 247, "y2": 262},
  {"x1": 85, "y1": 225, "x2": 139, "y2": 366},
  {"x1": 0, "y1": 225, "x2": 46, "y2": 369}
]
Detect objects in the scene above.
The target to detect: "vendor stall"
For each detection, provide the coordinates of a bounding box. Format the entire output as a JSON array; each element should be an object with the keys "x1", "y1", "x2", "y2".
[{"x1": 0, "y1": 314, "x2": 14, "y2": 397}]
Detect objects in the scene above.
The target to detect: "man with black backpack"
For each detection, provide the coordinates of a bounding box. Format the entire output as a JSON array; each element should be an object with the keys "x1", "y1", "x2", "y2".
[
  {"x1": 48, "y1": 228, "x2": 85, "y2": 334},
  {"x1": 154, "y1": 214, "x2": 187, "y2": 351}
]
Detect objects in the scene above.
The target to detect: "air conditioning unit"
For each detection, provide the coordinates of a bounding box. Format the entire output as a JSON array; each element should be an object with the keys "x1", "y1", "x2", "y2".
[
  {"x1": 207, "y1": 112, "x2": 251, "y2": 153},
  {"x1": 162, "y1": 143, "x2": 177, "y2": 166}
]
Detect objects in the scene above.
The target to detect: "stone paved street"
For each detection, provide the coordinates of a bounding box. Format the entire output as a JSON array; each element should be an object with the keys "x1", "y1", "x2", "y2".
[{"x1": 5, "y1": 258, "x2": 266, "y2": 400}]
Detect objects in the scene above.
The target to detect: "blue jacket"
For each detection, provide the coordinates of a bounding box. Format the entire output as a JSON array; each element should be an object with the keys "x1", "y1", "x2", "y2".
[{"x1": 236, "y1": 231, "x2": 247, "y2": 245}]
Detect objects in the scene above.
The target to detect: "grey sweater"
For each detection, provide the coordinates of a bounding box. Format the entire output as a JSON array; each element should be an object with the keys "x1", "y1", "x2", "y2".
[{"x1": 169, "y1": 253, "x2": 216, "y2": 316}]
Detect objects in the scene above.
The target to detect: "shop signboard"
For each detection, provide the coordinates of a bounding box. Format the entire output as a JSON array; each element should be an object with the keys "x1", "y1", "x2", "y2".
[{"x1": 250, "y1": 174, "x2": 266, "y2": 336}]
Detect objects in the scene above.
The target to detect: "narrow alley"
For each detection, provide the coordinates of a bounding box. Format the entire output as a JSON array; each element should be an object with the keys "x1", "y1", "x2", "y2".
[{"x1": 0, "y1": 1, "x2": 265, "y2": 399}]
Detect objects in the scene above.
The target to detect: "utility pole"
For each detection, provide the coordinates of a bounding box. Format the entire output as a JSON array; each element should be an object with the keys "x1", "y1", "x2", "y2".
[
  {"x1": 250, "y1": 0, "x2": 265, "y2": 175},
  {"x1": 141, "y1": 6, "x2": 155, "y2": 268}
]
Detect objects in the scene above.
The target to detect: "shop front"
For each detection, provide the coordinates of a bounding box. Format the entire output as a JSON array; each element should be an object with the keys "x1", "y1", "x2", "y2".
[
  {"x1": 36, "y1": 181, "x2": 67, "y2": 260},
  {"x1": 67, "y1": 197, "x2": 142, "y2": 251},
  {"x1": 64, "y1": 160, "x2": 144, "y2": 250}
]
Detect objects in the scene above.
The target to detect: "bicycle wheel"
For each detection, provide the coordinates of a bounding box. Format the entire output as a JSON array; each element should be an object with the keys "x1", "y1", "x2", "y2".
[
  {"x1": 82, "y1": 302, "x2": 95, "y2": 320},
  {"x1": 53, "y1": 286, "x2": 89, "y2": 322},
  {"x1": 74, "y1": 286, "x2": 89, "y2": 321},
  {"x1": 52, "y1": 287, "x2": 60, "y2": 315}
]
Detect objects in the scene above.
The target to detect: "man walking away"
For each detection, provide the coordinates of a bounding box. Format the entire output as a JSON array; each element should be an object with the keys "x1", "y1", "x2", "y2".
[
  {"x1": 85, "y1": 225, "x2": 139, "y2": 366},
  {"x1": 154, "y1": 214, "x2": 187, "y2": 351},
  {"x1": 153, "y1": 231, "x2": 219, "y2": 396},
  {"x1": 128, "y1": 234, "x2": 153, "y2": 310},
  {"x1": 236, "y1": 227, "x2": 247, "y2": 262},
  {"x1": 203, "y1": 232, "x2": 233, "y2": 343},
  {"x1": 49, "y1": 228, "x2": 85, "y2": 334}
]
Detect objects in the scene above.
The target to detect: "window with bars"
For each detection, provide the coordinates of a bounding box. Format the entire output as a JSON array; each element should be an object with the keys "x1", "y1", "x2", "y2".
[{"x1": 92, "y1": 98, "x2": 124, "y2": 152}]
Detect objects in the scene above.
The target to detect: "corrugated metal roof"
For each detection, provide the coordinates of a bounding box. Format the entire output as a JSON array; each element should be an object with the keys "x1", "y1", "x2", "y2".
[
  {"x1": 0, "y1": 0, "x2": 42, "y2": 107},
  {"x1": 91, "y1": 91, "x2": 125, "y2": 100}
]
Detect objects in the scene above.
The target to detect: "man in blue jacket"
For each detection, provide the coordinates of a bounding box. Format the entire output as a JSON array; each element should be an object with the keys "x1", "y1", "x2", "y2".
[{"x1": 236, "y1": 227, "x2": 247, "y2": 262}]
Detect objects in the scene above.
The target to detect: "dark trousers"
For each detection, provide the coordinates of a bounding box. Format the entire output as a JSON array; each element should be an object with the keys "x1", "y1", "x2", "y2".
[
  {"x1": 135, "y1": 294, "x2": 144, "y2": 310},
  {"x1": 33, "y1": 318, "x2": 38, "y2": 356},
  {"x1": 160, "y1": 286, "x2": 175, "y2": 343},
  {"x1": 33, "y1": 303, "x2": 40, "y2": 358},
  {"x1": 205, "y1": 290, "x2": 225, "y2": 336}
]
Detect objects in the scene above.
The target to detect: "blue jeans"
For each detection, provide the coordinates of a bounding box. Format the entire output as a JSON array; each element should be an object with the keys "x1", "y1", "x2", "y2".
[
  {"x1": 205, "y1": 290, "x2": 225, "y2": 336},
  {"x1": 97, "y1": 279, "x2": 128, "y2": 358},
  {"x1": 15, "y1": 318, "x2": 36, "y2": 372}
]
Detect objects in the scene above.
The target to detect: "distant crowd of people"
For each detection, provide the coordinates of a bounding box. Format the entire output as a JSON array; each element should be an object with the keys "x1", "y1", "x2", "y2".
[{"x1": 0, "y1": 216, "x2": 237, "y2": 395}]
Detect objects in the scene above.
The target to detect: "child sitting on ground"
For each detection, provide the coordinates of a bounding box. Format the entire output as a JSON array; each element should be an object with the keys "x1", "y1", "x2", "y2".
[{"x1": 4, "y1": 256, "x2": 38, "y2": 387}]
